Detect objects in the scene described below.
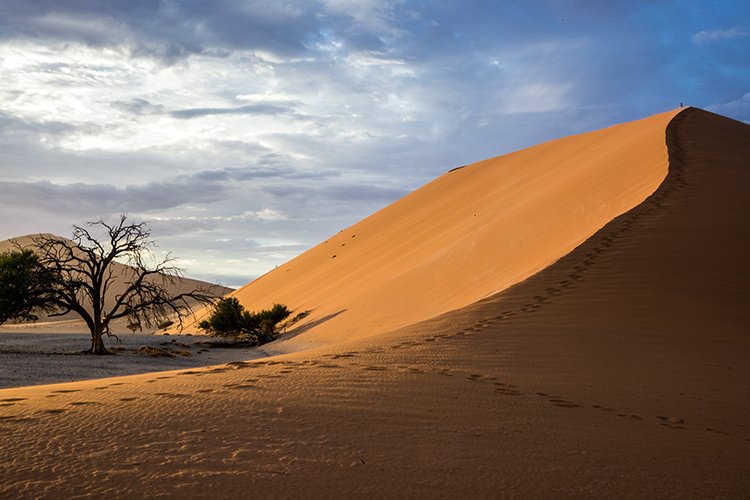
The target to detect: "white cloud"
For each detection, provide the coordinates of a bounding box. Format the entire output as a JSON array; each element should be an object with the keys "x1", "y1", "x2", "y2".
[
  {"x1": 320, "y1": 0, "x2": 404, "y2": 34},
  {"x1": 498, "y1": 83, "x2": 572, "y2": 115},
  {"x1": 693, "y1": 27, "x2": 748, "y2": 44},
  {"x1": 707, "y1": 92, "x2": 750, "y2": 121},
  {"x1": 254, "y1": 208, "x2": 287, "y2": 221}
]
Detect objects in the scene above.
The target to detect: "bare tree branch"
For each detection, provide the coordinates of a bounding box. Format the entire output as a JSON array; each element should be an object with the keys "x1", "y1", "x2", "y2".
[{"x1": 12, "y1": 216, "x2": 222, "y2": 354}]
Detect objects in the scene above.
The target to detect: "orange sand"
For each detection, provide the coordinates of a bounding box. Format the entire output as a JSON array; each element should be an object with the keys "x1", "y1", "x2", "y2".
[
  {"x1": 194, "y1": 109, "x2": 681, "y2": 351},
  {"x1": 1, "y1": 108, "x2": 748, "y2": 497}
]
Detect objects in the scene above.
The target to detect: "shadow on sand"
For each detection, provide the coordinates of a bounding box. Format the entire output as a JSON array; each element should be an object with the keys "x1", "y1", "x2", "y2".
[{"x1": 278, "y1": 309, "x2": 347, "y2": 343}]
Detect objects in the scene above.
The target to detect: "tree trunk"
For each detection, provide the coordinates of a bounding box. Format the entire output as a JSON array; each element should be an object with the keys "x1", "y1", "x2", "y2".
[
  {"x1": 259, "y1": 320, "x2": 275, "y2": 345},
  {"x1": 89, "y1": 329, "x2": 109, "y2": 355}
]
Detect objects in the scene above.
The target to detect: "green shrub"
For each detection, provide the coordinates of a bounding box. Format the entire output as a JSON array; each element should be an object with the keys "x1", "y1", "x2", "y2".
[
  {"x1": 199, "y1": 298, "x2": 291, "y2": 346},
  {"x1": 0, "y1": 249, "x2": 59, "y2": 324}
]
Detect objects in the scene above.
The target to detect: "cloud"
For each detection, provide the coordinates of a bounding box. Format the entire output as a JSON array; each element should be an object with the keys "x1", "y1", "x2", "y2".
[
  {"x1": 261, "y1": 181, "x2": 411, "y2": 222},
  {"x1": 254, "y1": 208, "x2": 287, "y2": 221},
  {"x1": 707, "y1": 92, "x2": 750, "y2": 122},
  {"x1": 149, "y1": 208, "x2": 289, "y2": 224},
  {"x1": 0, "y1": 0, "x2": 319, "y2": 63},
  {"x1": 171, "y1": 103, "x2": 296, "y2": 119},
  {"x1": 110, "y1": 98, "x2": 166, "y2": 116},
  {"x1": 693, "y1": 27, "x2": 748, "y2": 44},
  {"x1": 1, "y1": 0, "x2": 749, "y2": 282},
  {"x1": 191, "y1": 165, "x2": 336, "y2": 183},
  {"x1": 26, "y1": 11, "x2": 132, "y2": 48},
  {"x1": 497, "y1": 83, "x2": 572, "y2": 115},
  {"x1": 0, "y1": 160, "x2": 341, "y2": 219},
  {"x1": 0, "y1": 111, "x2": 79, "y2": 139},
  {"x1": 0, "y1": 178, "x2": 226, "y2": 218}
]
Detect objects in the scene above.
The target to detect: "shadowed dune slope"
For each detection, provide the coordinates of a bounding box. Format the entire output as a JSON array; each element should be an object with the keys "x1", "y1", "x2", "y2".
[
  {"x1": 333, "y1": 105, "x2": 749, "y2": 495},
  {"x1": 203, "y1": 109, "x2": 681, "y2": 349},
  {"x1": 0, "y1": 108, "x2": 748, "y2": 498}
]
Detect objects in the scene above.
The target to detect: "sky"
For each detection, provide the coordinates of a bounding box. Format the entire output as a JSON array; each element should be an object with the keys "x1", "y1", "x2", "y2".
[{"x1": 1, "y1": 0, "x2": 748, "y2": 287}]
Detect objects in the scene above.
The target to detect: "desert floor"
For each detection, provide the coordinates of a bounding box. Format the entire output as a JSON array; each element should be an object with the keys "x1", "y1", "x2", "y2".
[
  {"x1": 0, "y1": 332, "x2": 265, "y2": 389},
  {"x1": 0, "y1": 108, "x2": 748, "y2": 498}
]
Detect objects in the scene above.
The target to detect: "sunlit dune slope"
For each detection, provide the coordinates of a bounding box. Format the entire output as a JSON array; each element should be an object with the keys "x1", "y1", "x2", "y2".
[
  {"x1": 0, "y1": 235, "x2": 231, "y2": 333},
  {"x1": 205, "y1": 109, "x2": 681, "y2": 349}
]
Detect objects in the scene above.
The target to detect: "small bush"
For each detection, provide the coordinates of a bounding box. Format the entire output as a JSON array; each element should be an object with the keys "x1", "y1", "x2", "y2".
[
  {"x1": 199, "y1": 298, "x2": 291, "y2": 346},
  {"x1": 138, "y1": 346, "x2": 174, "y2": 357},
  {"x1": 138, "y1": 345, "x2": 190, "y2": 357}
]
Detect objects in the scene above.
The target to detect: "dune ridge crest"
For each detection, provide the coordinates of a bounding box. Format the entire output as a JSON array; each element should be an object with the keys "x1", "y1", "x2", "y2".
[{"x1": 202, "y1": 108, "x2": 683, "y2": 350}]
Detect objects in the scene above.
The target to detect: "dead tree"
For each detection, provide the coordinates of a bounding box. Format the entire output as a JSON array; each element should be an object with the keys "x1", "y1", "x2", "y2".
[{"x1": 19, "y1": 215, "x2": 217, "y2": 354}]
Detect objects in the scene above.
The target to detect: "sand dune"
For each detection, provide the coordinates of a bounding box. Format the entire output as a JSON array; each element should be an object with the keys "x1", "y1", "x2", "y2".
[
  {"x1": 194, "y1": 109, "x2": 681, "y2": 351},
  {"x1": 0, "y1": 235, "x2": 231, "y2": 334},
  {"x1": 1, "y1": 108, "x2": 749, "y2": 497}
]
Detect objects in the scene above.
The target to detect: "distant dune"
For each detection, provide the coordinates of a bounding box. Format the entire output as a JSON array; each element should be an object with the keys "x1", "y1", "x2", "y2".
[
  {"x1": 187, "y1": 109, "x2": 681, "y2": 351},
  {"x1": 0, "y1": 235, "x2": 231, "y2": 333},
  {"x1": 1, "y1": 108, "x2": 748, "y2": 497}
]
